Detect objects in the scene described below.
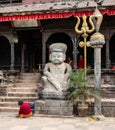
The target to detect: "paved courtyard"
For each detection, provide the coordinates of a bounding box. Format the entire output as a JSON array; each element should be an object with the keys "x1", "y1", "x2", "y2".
[{"x1": 0, "y1": 113, "x2": 115, "y2": 130}]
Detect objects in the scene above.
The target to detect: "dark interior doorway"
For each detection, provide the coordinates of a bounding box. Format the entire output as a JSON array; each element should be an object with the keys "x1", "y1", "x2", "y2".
[
  {"x1": 0, "y1": 36, "x2": 10, "y2": 70},
  {"x1": 16, "y1": 29, "x2": 42, "y2": 71},
  {"x1": 110, "y1": 33, "x2": 115, "y2": 67}
]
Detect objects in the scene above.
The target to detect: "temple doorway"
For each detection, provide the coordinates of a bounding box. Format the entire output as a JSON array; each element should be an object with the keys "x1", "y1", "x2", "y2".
[
  {"x1": 16, "y1": 29, "x2": 42, "y2": 72},
  {"x1": 110, "y1": 33, "x2": 115, "y2": 68},
  {"x1": 0, "y1": 36, "x2": 10, "y2": 70}
]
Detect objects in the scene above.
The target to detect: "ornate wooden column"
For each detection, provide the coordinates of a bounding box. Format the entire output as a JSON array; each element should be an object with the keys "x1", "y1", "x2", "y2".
[
  {"x1": 10, "y1": 43, "x2": 15, "y2": 70},
  {"x1": 72, "y1": 36, "x2": 79, "y2": 71},
  {"x1": 21, "y1": 43, "x2": 26, "y2": 72},
  {"x1": 41, "y1": 29, "x2": 47, "y2": 69},
  {"x1": 105, "y1": 33, "x2": 110, "y2": 69}
]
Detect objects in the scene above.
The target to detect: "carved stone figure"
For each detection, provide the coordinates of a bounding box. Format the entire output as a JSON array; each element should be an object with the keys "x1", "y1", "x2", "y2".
[{"x1": 41, "y1": 43, "x2": 72, "y2": 99}]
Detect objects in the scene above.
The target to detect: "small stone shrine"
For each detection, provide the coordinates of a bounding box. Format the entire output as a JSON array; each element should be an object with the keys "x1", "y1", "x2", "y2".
[{"x1": 34, "y1": 43, "x2": 73, "y2": 116}]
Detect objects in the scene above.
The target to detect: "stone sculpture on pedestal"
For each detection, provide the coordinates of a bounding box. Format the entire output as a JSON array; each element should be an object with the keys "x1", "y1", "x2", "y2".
[
  {"x1": 35, "y1": 43, "x2": 73, "y2": 116},
  {"x1": 41, "y1": 43, "x2": 72, "y2": 99}
]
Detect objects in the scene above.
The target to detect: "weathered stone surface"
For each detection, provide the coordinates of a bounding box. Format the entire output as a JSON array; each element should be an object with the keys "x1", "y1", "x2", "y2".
[
  {"x1": 0, "y1": 86, "x2": 8, "y2": 96},
  {"x1": 34, "y1": 99, "x2": 73, "y2": 116},
  {"x1": 0, "y1": 73, "x2": 39, "y2": 112},
  {"x1": 88, "y1": 101, "x2": 115, "y2": 117},
  {"x1": 41, "y1": 43, "x2": 72, "y2": 99}
]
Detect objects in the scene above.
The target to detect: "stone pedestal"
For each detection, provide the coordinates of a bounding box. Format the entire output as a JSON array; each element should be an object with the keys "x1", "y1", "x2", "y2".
[{"x1": 34, "y1": 99, "x2": 73, "y2": 117}]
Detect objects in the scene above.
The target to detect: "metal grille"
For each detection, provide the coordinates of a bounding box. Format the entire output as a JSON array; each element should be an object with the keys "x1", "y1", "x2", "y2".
[{"x1": 0, "y1": 0, "x2": 22, "y2": 4}]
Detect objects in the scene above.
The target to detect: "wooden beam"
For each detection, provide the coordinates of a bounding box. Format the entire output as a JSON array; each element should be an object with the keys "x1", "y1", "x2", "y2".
[{"x1": 0, "y1": 0, "x2": 21, "y2": 4}]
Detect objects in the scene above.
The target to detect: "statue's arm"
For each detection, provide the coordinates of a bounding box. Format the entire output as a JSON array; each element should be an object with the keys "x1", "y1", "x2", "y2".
[
  {"x1": 64, "y1": 63, "x2": 72, "y2": 80},
  {"x1": 43, "y1": 64, "x2": 52, "y2": 77},
  {"x1": 43, "y1": 63, "x2": 62, "y2": 91}
]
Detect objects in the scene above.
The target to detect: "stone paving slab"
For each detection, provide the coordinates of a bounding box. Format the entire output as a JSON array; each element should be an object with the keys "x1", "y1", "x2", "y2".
[{"x1": 0, "y1": 113, "x2": 115, "y2": 130}]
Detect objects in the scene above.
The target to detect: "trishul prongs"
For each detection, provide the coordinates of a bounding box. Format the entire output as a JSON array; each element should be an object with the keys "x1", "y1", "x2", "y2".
[{"x1": 75, "y1": 15, "x2": 95, "y2": 35}]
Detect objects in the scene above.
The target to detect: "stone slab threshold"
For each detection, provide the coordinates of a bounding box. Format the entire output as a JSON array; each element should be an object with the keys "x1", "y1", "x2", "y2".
[{"x1": 33, "y1": 113, "x2": 74, "y2": 118}]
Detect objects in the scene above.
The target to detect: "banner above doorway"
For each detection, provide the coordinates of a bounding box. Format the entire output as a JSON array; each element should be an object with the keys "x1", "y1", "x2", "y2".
[{"x1": 0, "y1": 9, "x2": 114, "y2": 22}]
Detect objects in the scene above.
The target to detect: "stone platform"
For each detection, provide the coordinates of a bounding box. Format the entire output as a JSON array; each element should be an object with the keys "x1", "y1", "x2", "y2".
[{"x1": 34, "y1": 99, "x2": 73, "y2": 117}]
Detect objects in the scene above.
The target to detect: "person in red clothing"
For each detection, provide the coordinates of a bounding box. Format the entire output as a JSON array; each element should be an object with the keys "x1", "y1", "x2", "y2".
[
  {"x1": 77, "y1": 55, "x2": 84, "y2": 69},
  {"x1": 67, "y1": 57, "x2": 73, "y2": 67},
  {"x1": 18, "y1": 100, "x2": 32, "y2": 118}
]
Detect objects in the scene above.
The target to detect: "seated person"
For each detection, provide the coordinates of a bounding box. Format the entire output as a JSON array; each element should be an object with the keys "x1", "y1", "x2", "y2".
[
  {"x1": 77, "y1": 54, "x2": 84, "y2": 69},
  {"x1": 111, "y1": 66, "x2": 115, "y2": 70},
  {"x1": 18, "y1": 100, "x2": 32, "y2": 118}
]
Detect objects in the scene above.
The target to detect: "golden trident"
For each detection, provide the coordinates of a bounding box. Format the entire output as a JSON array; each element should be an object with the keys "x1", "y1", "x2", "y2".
[{"x1": 75, "y1": 15, "x2": 95, "y2": 76}]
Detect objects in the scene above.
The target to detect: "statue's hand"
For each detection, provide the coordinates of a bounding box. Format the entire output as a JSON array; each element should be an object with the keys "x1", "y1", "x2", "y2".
[
  {"x1": 44, "y1": 71, "x2": 52, "y2": 77},
  {"x1": 63, "y1": 74, "x2": 69, "y2": 81}
]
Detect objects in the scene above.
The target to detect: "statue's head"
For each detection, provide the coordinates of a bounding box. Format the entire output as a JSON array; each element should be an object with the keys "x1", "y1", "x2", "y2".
[{"x1": 49, "y1": 43, "x2": 67, "y2": 64}]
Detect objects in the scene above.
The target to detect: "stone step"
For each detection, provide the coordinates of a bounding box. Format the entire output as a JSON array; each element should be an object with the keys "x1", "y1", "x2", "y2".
[
  {"x1": 102, "y1": 98, "x2": 115, "y2": 104},
  {"x1": 14, "y1": 82, "x2": 38, "y2": 87},
  {"x1": 0, "y1": 102, "x2": 18, "y2": 107},
  {"x1": 8, "y1": 92, "x2": 38, "y2": 97},
  {"x1": 20, "y1": 74, "x2": 40, "y2": 76},
  {"x1": 18, "y1": 73, "x2": 41, "y2": 79},
  {"x1": 87, "y1": 98, "x2": 115, "y2": 102},
  {"x1": 0, "y1": 98, "x2": 115, "y2": 113},
  {"x1": 102, "y1": 86, "x2": 115, "y2": 98},
  {"x1": 10, "y1": 87, "x2": 37, "y2": 92},
  {"x1": 20, "y1": 73, "x2": 40, "y2": 77},
  {"x1": 17, "y1": 80, "x2": 38, "y2": 83},
  {"x1": 87, "y1": 84, "x2": 115, "y2": 98},
  {"x1": 0, "y1": 101, "x2": 34, "y2": 108},
  {"x1": 102, "y1": 92, "x2": 115, "y2": 98},
  {"x1": 0, "y1": 97, "x2": 38, "y2": 102},
  {"x1": 89, "y1": 84, "x2": 115, "y2": 88},
  {"x1": 101, "y1": 84, "x2": 115, "y2": 88},
  {"x1": 0, "y1": 101, "x2": 35, "y2": 113},
  {"x1": 17, "y1": 77, "x2": 40, "y2": 82},
  {"x1": 19, "y1": 74, "x2": 41, "y2": 81},
  {"x1": 18, "y1": 78, "x2": 40, "y2": 83},
  {"x1": 0, "y1": 107, "x2": 18, "y2": 113},
  {"x1": 11, "y1": 86, "x2": 38, "y2": 89},
  {"x1": 88, "y1": 98, "x2": 115, "y2": 117},
  {"x1": 0, "y1": 72, "x2": 40, "y2": 113}
]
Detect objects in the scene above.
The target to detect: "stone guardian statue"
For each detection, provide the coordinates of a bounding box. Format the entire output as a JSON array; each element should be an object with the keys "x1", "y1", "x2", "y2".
[{"x1": 41, "y1": 43, "x2": 72, "y2": 99}]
